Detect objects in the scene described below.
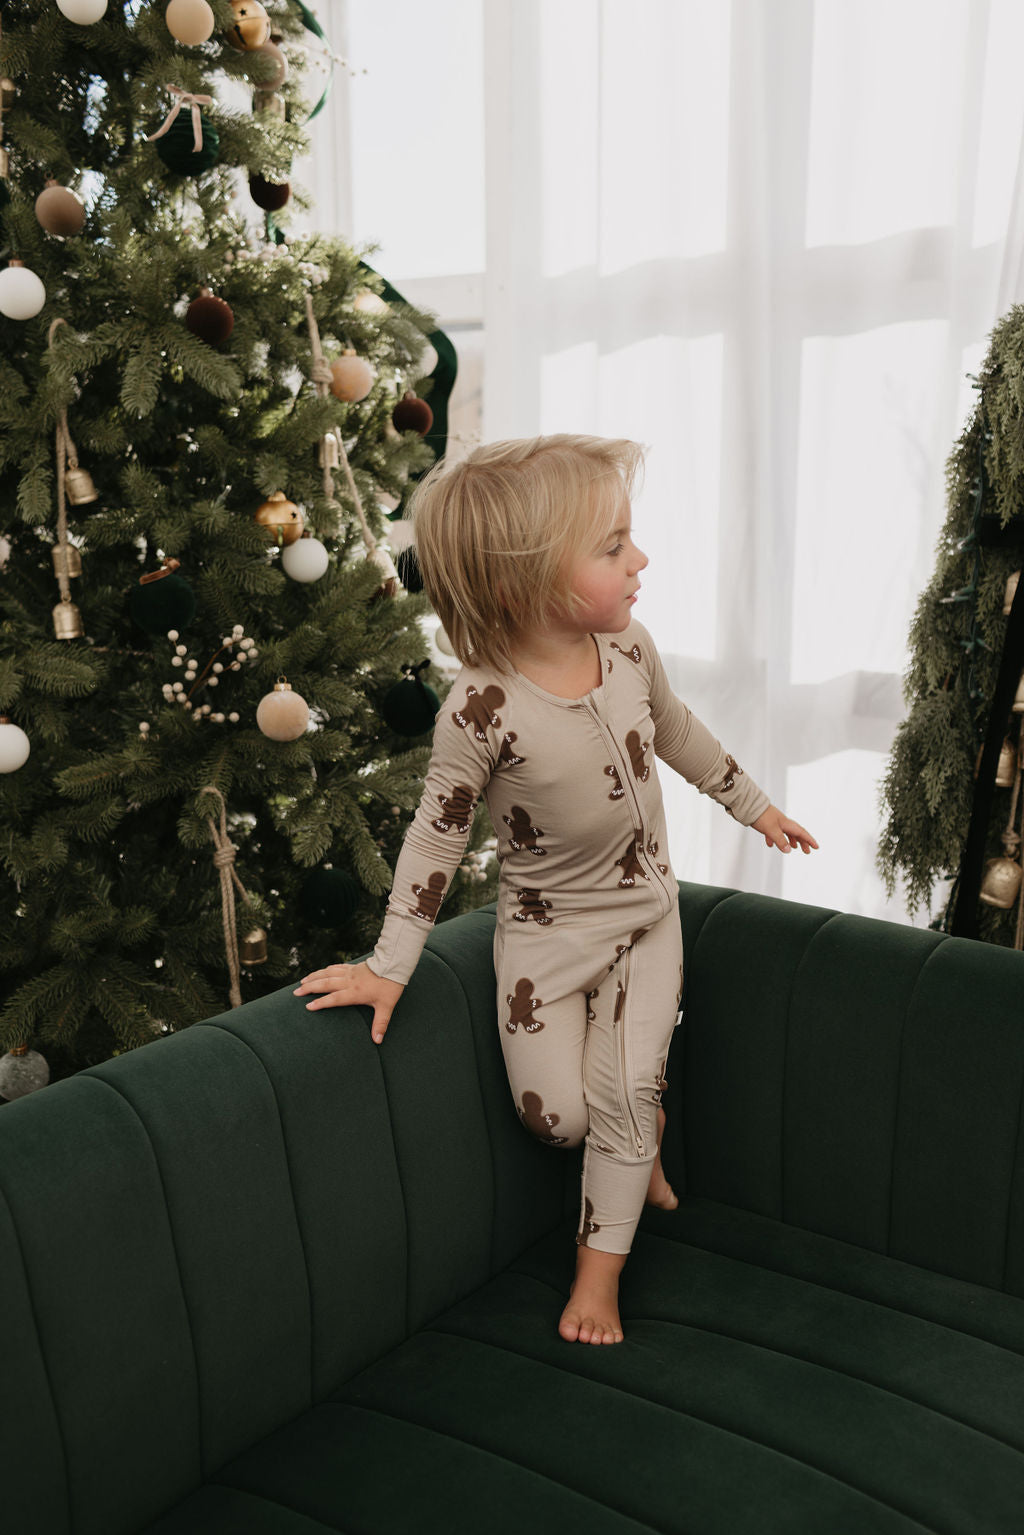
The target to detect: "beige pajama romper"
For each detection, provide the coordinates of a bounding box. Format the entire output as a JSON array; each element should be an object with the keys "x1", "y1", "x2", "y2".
[{"x1": 371, "y1": 618, "x2": 769, "y2": 1255}]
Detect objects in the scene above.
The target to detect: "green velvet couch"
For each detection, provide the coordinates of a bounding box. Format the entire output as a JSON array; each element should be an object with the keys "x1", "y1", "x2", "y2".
[{"x1": 5, "y1": 881, "x2": 1024, "y2": 1535}]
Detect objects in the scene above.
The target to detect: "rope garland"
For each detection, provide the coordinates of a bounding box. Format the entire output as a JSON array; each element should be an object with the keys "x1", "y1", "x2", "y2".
[
  {"x1": 47, "y1": 318, "x2": 79, "y2": 614},
  {"x1": 200, "y1": 785, "x2": 254, "y2": 1008}
]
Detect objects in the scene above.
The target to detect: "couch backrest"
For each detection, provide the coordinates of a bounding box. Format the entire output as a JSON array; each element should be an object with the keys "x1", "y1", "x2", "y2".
[
  {"x1": 0, "y1": 904, "x2": 565, "y2": 1535},
  {"x1": 670, "y1": 882, "x2": 1024, "y2": 1297}
]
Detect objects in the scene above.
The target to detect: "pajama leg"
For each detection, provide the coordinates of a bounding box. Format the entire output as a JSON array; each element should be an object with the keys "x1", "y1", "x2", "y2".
[
  {"x1": 577, "y1": 907, "x2": 683, "y2": 1254},
  {"x1": 497, "y1": 979, "x2": 591, "y2": 1152}
]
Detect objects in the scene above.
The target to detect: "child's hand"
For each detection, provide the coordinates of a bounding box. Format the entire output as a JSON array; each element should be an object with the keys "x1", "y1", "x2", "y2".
[
  {"x1": 751, "y1": 806, "x2": 818, "y2": 855},
  {"x1": 293, "y1": 960, "x2": 405, "y2": 1044}
]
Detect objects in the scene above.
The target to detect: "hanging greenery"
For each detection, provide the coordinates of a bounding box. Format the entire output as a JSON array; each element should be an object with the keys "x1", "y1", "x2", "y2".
[{"x1": 879, "y1": 304, "x2": 1024, "y2": 944}]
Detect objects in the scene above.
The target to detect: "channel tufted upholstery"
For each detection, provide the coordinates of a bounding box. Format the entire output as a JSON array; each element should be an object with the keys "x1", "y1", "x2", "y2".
[{"x1": 4, "y1": 884, "x2": 1024, "y2": 1534}]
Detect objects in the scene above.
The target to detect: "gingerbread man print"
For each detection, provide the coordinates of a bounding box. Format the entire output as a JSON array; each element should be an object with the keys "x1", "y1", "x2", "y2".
[
  {"x1": 646, "y1": 836, "x2": 668, "y2": 875},
  {"x1": 433, "y1": 784, "x2": 476, "y2": 834},
  {"x1": 604, "y1": 764, "x2": 624, "y2": 800},
  {"x1": 410, "y1": 871, "x2": 446, "y2": 922},
  {"x1": 503, "y1": 805, "x2": 547, "y2": 855},
  {"x1": 506, "y1": 978, "x2": 547, "y2": 1033},
  {"x1": 625, "y1": 729, "x2": 650, "y2": 783},
  {"x1": 513, "y1": 888, "x2": 553, "y2": 925},
  {"x1": 719, "y1": 753, "x2": 743, "y2": 793},
  {"x1": 519, "y1": 1090, "x2": 568, "y2": 1145},
  {"x1": 497, "y1": 731, "x2": 526, "y2": 769},
  {"x1": 615, "y1": 833, "x2": 649, "y2": 888},
  {"x1": 610, "y1": 641, "x2": 642, "y2": 664},
  {"x1": 452, "y1": 684, "x2": 504, "y2": 741},
  {"x1": 608, "y1": 927, "x2": 650, "y2": 972},
  {"x1": 578, "y1": 1196, "x2": 601, "y2": 1245}
]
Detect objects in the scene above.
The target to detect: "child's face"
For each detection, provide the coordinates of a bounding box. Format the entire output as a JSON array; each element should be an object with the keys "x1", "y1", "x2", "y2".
[{"x1": 567, "y1": 507, "x2": 648, "y2": 635}]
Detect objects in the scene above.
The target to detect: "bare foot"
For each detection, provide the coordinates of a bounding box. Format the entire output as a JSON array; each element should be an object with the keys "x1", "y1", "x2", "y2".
[
  {"x1": 559, "y1": 1246, "x2": 626, "y2": 1344},
  {"x1": 645, "y1": 1104, "x2": 678, "y2": 1210}
]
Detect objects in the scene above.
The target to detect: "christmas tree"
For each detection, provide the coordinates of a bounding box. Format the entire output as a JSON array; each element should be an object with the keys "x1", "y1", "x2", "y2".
[
  {"x1": 879, "y1": 304, "x2": 1024, "y2": 946},
  {"x1": 0, "y1": 0, "x2": 496, "y2": 1088}
]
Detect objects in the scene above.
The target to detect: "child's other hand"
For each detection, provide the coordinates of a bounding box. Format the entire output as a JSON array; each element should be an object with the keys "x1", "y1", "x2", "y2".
[
  {"x1": 293, "y1": 960, "x2": 405, "y2": 1044},
  {"x1": 751, "y1": 806, "x2": 819, "y2": 855}
]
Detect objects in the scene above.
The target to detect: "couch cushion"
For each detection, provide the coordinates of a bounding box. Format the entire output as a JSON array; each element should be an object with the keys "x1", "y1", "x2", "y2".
[{"x1": 165, "y1": 1196, "x2": 1024, "y2": 1535}]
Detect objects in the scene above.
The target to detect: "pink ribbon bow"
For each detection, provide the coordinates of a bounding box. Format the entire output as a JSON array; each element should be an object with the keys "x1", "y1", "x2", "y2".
[{"x1": 146, "y1": 85, "x2": 214, "y2": 152}]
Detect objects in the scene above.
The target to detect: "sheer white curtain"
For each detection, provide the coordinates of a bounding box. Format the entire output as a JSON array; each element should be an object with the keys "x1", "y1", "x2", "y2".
[{"x1": 482, "y1": 0, "x2": 1024, "y2": 920}]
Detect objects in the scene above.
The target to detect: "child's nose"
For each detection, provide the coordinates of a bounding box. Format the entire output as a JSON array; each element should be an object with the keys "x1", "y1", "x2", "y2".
[{"x1": 630, "y1": 543, "x2": 649, "y2": 573}]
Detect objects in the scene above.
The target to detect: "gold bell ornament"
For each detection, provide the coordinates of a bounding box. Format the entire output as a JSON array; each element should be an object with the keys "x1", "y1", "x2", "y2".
[
  {"x1": 254, "y1": 490, "x2": 303, "y2": 546},
  {"x1": 225, "y1": 0, "x2": 270, "y2": 49},
  {"x1": 51, "y1": 543, "x2": 82, "y2": 580},
  {"x1": 239, "y1": 926, "x2": 268, "y2": 965},
  {"x1": 255, "y1": 678, "x2": 310, "y2": 741},
  {"x1": 980, "y1": 855, "x2": 1023, "y2": 909},
  {"x1": 64, "y1": 462, "x2": 98, "y2": 505},
  {"x1": 1005, "y1": 571, "x2": 1020, "y2": 615},
  {"x1": 975, "y1": 737, "x2": 1018, "y2": 787},
  {"x1": 317, "y1": 432, "x2": 340, "y2": 470},
  {"x1": 53, "y1": 596, "x2": 84, "y2": 639}
]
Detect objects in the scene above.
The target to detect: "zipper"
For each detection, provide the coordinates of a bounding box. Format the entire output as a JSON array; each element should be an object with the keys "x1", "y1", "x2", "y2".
[{"x1": 617, "y1": 947, "x2": 646, "y2": 1158}]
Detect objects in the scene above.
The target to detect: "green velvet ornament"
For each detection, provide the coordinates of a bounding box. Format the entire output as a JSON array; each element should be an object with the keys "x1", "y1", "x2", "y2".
[
  {"x1": 129, "y1": 566, "x2": 196, "y2": 634},
  {"x1": 380, "y1": 663, "x2": 439, "y2": 736},
  {"x1": 154, "y1": 112, "x2": 220, "y2": 176},
  {"x1": 300, "y1": 867, "x2": 360, "y2": 928}
]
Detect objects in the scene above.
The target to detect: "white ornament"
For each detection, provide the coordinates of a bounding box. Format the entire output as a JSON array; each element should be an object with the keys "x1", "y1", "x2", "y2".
[
  {"x1": 281, "y1": 536, "x2": 329, "y2": 582},
  {"x1": 164, "y1": 0, "x2": 215, "y2": 45},
  {"x1": 435, "y1": 627, "x2": 456, "y2": 657},
  {"x1": 0, "y1": 719, "x2": 31, "y2": 772},
  {"x1": 55, "y1": 0, "x2": 108, "y2": 21},
  {"x1": 0, "y1": 263, "x2": 46, "y2": 320},
  {"x1": 0, "y1": 1049, "x2": 50, "y2": 1100}
]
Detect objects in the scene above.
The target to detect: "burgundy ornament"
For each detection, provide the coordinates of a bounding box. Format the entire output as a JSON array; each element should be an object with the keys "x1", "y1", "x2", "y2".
[
  {"x1": 249, "y1": 173, "x2": 291, "y2": 212},
  {"x1": 186, "y1": 288, "x2": 234, "y2": 343},
  {"x1": 392, "y1": 390, "x2": 433, "y2": 436}
]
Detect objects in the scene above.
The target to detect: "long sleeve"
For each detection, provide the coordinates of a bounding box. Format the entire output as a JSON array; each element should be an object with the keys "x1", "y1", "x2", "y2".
[
  {"x1": 639, "y1": 625, "x2": 770, "y2": 827},
  {"x1": 370, "y1": 671, "x2": 498, "y2": 985}
]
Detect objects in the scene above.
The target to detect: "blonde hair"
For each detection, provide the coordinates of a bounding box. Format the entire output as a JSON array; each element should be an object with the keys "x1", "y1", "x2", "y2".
[{"x1": 410, "y1": 434, "x2": 644, "y2": 673}]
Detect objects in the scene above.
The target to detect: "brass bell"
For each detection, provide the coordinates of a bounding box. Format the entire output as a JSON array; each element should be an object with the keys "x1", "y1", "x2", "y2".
[
  {"x1": 0, "y1": 78, "x2": 15, "y2": 111},
  {"x1": 0, "y1": 146, "x2": 8, "y2": 180},
  {"x1": 1005, "y1": 571, "x2": 1020, "y2": 615},
  {"x1": 254, "y1": 490, "x2": 303, "y2": 546},
  {"x1": 239, "y1": 926, "x2": 268, "y2": 965},
  {"x1": 369, "y1": 545, "x2": 402, "y2": 599},
  {"x1": 976, "y1": 738, "x2": 1018, "y2": 786},
  {"x1": 52, "y1": 598, "x2": 84, "y2": 639},
  {"x1": 52, "y1": 542, "x2": 82, "y2": 579},
  {"x1": 317, "y1": 432, "x2": 340, "y2": 470},
  {"x1": 65, "y1": 464, "x2": 98, "y2": 505},
  {"x1": 979, "y1": 856, "x2": 1023, "y2": 909}
]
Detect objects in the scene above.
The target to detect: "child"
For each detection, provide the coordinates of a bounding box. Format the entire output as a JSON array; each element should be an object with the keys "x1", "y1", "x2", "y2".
[{"x1": 295, "y1": 434, "x2": 817, "y2": 1346}]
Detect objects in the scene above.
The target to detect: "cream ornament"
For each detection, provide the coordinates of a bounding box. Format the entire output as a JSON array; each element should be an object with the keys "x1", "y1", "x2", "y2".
[
  {"x1": 165, "y1": 0, "x2": 215, "y2": 44},
  {"x1": 0, "y1": 260, "x2": 46, "y2": 320},
  {"x1": 55, "y1": 0, "x2": 108, "y2": 20},
  {"x1": 256, "y1": 679, "x2": 310, "y2": 740},
  {"x1": 280, "y1": 535, "x2": 329, "y2": 582},
  {"x1": 0, "y1": 716, "x2": 30, "y2": 772},
  {"x1": 329, "y1": 349, "x2": 375, "y2": 403},
  {"x1": 35, "y1": 181, "x2": 86, "y2": 237}
]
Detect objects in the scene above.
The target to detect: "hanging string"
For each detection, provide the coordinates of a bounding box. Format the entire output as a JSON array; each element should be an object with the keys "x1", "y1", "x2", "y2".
[
  {"x1": 199, "y1": 785, "x2": 255, "y2": 1008},
  {"x1": 47, "y1": 318, "x2": 75, "y2": 607},
  {"x1": 303, "y1": 291, "x2": 379, "y2": 554}
]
